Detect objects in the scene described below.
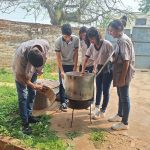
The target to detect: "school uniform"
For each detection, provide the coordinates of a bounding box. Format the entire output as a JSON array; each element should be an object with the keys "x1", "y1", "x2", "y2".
[
  {"x1": 79, "y1": 40, "x2": 94, "y2": 73},
  {"x1": 12, "y1": 39, "x2": 50, "y2": 124},
  {"x1": 86, "y1": 40, "x2": 114, "y2": 112},
  {"x1": 113, "y1": 33, "x2": 135, "y2": 125},
  {"x1": 55, "y1": 35, "x2": 79, "y2": 104}
]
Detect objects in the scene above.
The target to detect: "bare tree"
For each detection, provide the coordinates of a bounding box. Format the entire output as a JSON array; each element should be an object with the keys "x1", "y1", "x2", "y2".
[{"x1": 0, "y1": 0, "x2": 133, "y2": 25}]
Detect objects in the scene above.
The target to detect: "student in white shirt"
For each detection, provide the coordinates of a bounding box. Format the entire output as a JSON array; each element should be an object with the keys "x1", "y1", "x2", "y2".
[
  {"x1": 79, "y1": 26, "x2": 94, "y2": 73},
  {"x1": 82, "y1": 27, "x2": 113, "y2": 120},
  {"x1": 108, "y1": 17, "x2": 135, "y2": 131}
]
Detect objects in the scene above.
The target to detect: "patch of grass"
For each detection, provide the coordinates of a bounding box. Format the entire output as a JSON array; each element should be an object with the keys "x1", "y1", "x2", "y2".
[
  {"x1": 0, "y1": 63, "x2": 58, "y2": 83},
  {"x1": 0, "y1": 68, "x2": 14, "y2": 83},
  {"x1": 45, "y1": 63, "x2": 57, "y2": 73},
  {"x1": 65, "y1": 131, "x2": 81, "y2": 140},
  {"x1": 90, "y1": 128, "x2": 105, "y2": 143},
  {"x1": 0, "y1": 86, "x2": 67, "y2": 150},
  {"x1": 43, "y1": 64, "x2": 58, "y2": 80}
]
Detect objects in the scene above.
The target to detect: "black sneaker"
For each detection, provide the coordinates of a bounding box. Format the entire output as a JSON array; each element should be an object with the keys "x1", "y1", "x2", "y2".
[
  {"x1": 60, "y1": 103, "x2": 68, "y2": 112},
  {"x1": 22, "y1": 123, "x2": 32, "y2": 135},
  {"x1": 28, "y1": 116, "x2": 39, "y2": 123}
]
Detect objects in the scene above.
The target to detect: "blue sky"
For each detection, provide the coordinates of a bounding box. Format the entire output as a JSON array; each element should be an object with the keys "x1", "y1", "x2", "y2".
[{"x1": 0, "y1": 0, "x2": 140, "y2": 24}]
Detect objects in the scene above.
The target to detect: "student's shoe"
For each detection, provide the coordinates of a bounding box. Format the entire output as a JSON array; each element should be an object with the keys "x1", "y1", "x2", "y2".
[
  {"x1": 108, "y1": 114, "x2": 122, "y2": 122},
  {"x1": 99, "y1": 109, "x2": 105, "y2": 118},
  {"x1": 92, "y1": 107, "x2": 99, "y2": 120},
  {"x1": 28, "y1": 116, "x2": 39, "y2": 123},
  {"x1": 60, "y1": 103, "x2": 68, "y2": 112},
  {"x1": 22, "y1": 123, "x2": 32, "y2": 135},
  {"x1": 89, "y1": 105, "x2": 99, "y2": 115},
  {"x1": 111, "y1": 122, "x2": 129, "y2": 131},
  {"x1": 92, "y1": 109, "x2": 105, "y2": 120}
]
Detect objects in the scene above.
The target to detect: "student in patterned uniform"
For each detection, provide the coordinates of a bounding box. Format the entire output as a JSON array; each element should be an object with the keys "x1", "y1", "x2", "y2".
[
  {"x1": 79, "y1": 26, "x2": 94, "y2": 73},
  {"x1": 82, "y1": 27, "x2": 114, "y2": 120},
  {"x1": 12, "y1": 39, "x2": 50, "y2": 134},
  {"x1": 55, "y1": 24, "x2": 79, "y2": 112},
  {"x1": 108, "y1": 17, "x2": 135, "y2": 130}
]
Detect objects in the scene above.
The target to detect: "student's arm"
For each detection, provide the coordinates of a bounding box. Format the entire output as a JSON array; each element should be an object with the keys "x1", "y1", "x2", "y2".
[
  {"x1": 56, "y1": 52, "x2": 65, "y2": 79},
  {"x1": 93, "y1": 62, "x2": 97, "y2": 75},
  {"x1": 106, "y1": 42, "x2": 114, "y2": 62},
  {"x1": 26, "y1": 80, "x2": 43, "y2": 91},
  {"x1": 16, "y1": 74, "x2": 43, "y2": 90},
  {"x1": 118, "y1": 41, "x2": 130, "y2": 87},
  {"x1": 55, "y1": 38, "x2": 65, "y2": 79},
  {"x1": 81, "y1": 56, "x2": 89, "y2": 75},
  {"x1": 73, "y1": 48, "x2": 78, "y2": 71},
  {"x1": 81, "y1": 44, "x2": 93, "y2": 75},
  {"x1": 73, "y1": 37, "x2": 79, "y2": 71},
  {"x1": 118, "y1": 60, "x2": 129, "y2": 87}
]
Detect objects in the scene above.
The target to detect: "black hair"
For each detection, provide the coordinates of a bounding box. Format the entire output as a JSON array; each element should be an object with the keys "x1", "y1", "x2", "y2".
[
  {"x1": 109, "y1": 19, "x2": 124, "y2": 31},
  {"x1": 79, "y1": 26, "x2": 90, "y2": 48},
  {"x1": 120, "y1": 15, "x2": 128, "y2": 27},
  {"x1": 87, "y1": 27, "x2": 102, "y2": 45},
  {"x1": 85, "y1": 35, "x2": 91, "y2": 48},
  {"x1": 61, "y1": 23, "x2": 72, "y2": 36},
  {"x1": 28, "y1": 47, "x2": 44, "y2": 68},
  {"x1": 79, "y1": 26, "x2": 88, "y2": 40},
  {"x1": 108, "y1": 16, "x2": 127, "y2": 31}
]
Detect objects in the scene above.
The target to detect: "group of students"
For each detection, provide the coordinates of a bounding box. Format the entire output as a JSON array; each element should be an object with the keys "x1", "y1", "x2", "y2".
[{"x1": 12, "y1": 16, "x2": 135, "y2": 135}]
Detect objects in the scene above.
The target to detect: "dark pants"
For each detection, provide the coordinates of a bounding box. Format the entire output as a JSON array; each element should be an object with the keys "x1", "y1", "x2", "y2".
[
  {"x1": 59, "y1": 65, "x2": 74, "y2": 104},
  {"x1": 15, "y1": 73, "x2": 37, "y2": 124},
  {"x1": 96, "y1": 70, "x2": 113, "y2": 112},
  {"x1": 79, "y1": 64, "x2": 94, "y2": 73},
  {"x1": 117, "y1": 85, "x2": 130, "y2": 125}
]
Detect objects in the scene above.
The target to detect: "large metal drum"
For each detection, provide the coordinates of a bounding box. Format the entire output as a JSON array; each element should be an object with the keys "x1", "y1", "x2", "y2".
[{"x1": 65, "y1": 71, "x2": 94, "y2": 101}]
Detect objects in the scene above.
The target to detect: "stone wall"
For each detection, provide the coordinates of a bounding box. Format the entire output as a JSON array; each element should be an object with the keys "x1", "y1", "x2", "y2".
[{"x1": 0, "y1": 19, "x2": 79, "y2": 67}]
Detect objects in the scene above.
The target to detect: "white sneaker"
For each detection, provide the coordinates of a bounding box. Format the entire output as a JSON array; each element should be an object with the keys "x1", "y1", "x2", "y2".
[
  {"x1": 92, "y1": 109, "x2": 105, "y2": 120},
  {"x1": 99, "y1": 110, "x2": 105, "y2": 118},
  {"x1": 92, "y1": 107, "x2": 99, "y2": 114},
  {"x1": 108, "y1": 114, "x2": 122, "y2": 122},
  {"x1": 89, "y1": 106, "x2": 99, "y2": 115},
  {"x1": 111, "y1": 122, "x2": 129, "y2": 131}
]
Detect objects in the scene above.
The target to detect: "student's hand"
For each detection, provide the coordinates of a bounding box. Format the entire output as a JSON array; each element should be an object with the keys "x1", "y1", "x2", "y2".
[
  {"x1": 34, "y1": 84, "x2": 43, "y2": 91},
  {"x1": 37, "y1": 71, "x2": 44, "y2": 76},
  {"x1": 118, "y1": 78, "x2": 126, "y2": 87},
  {"x1": 80, "y1": 71, "x2": 85, "y2": 76},
  {"x1": 93, "y1": 70, "x2": 97, "y2": 76},
  {"x1": 41, "y1": 85, "x2": 49, "y2": 93},
  {"x1": 61, "y1": 71, "x2": 65, "y2": 79},
  {"x1": 73, "y1": 66, "x2": 77, "y2": 71}
]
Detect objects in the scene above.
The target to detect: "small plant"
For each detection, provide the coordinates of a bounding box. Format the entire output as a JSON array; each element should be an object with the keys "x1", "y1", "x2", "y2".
[
  {"x1": 0, "y1": 86, "x2": 67, "y2": 150},
  {"x1": 65, "y1": 131, "x2": 81, "y2": 140},
  {"x1": 90, "y1": 128, "x2": 105, "y2": 143}
]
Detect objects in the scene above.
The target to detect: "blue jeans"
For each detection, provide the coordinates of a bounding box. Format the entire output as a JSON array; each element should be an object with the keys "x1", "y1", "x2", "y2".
[
  {"x1": 96, "y1": 70, "x2": 113, "y2": 112},
  {"x1": 117, "y1": 85, "x2": 130, "y2": 125},
  {"x1": 59, "y1": 65, "x2": 74, "y2": 104},
  {"x1": 15, "y1": 73, "x2": 37, "y2": 124}
]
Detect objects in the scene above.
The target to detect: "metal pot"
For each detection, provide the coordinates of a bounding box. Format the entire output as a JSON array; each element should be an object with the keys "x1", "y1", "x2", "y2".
[{"x1": 65, "y1": 71, "x2": 94, "y2": 101}]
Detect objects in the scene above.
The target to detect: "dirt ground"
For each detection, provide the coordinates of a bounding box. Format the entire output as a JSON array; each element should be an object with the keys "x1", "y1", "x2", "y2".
[{"x1": 33, "y1": 70, "x2": 150, "y2": 150}]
